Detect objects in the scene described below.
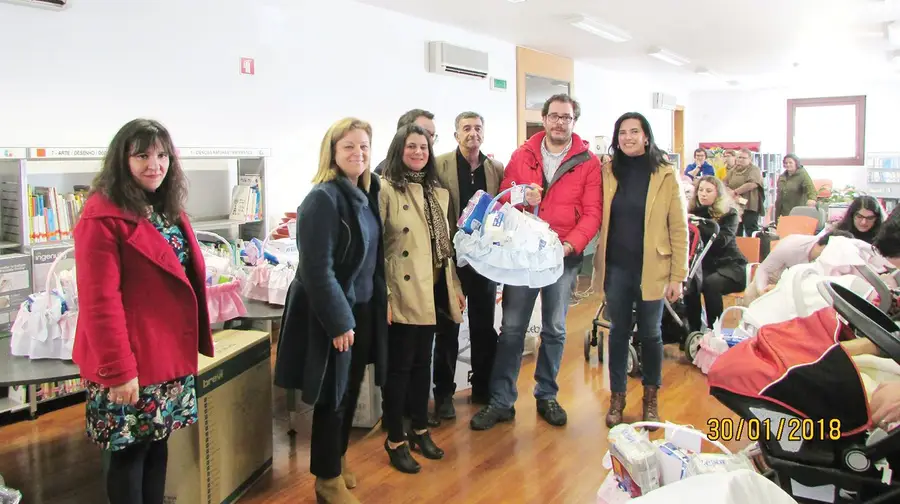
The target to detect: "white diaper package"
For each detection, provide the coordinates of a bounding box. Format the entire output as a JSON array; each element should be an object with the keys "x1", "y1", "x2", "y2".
[
  {"x1": 652, "y1": 440, "x2": 693, "y2": 486},
  {"x1": 608, "y1": 424, "x2": 661, "y2": 497},
  {"x1": 685, "y1": 453, "x2": 754, "y2": 478}
]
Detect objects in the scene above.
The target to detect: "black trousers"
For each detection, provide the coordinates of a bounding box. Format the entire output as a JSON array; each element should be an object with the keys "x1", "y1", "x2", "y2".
[
  {"x1": 383, "y1": 322, "x2": 435, "y2": 443},
  {"x1": 433, "y1": 265, "x2": 497, "y2": 400},
  {"x1": 738, "y1": 210, "x2": 760, "y2": 237},
  {"x1": 685, "y1": 271, "x2": 745, "y2": 331},
  {"x1": 106, "y1": 437, "x2": 168, "y2": 504},
  {"x1": 310, "y1": 303, "x2": 374, "y2": 479}
]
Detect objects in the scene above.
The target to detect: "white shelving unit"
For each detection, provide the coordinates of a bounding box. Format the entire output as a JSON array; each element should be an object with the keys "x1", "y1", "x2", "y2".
[
  {"x1": 0, "y1": 146, "x2": 271, "y2": 253},
  {"x1": 0, "y1": 146, "x2": 271, "y2": 419},
  {"x1": 865, "y1": 152, "x2": 900, "y2": 214}
]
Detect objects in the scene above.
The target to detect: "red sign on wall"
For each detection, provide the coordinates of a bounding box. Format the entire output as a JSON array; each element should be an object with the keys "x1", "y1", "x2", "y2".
[{"x1": 240, "y1": 58, "x2": 255, "y2": 75}]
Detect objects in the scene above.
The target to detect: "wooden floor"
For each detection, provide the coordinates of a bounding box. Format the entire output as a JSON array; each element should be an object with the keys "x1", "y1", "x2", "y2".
[{"x1": 0, "y1": 287, "x2": 745, "y2": 504}]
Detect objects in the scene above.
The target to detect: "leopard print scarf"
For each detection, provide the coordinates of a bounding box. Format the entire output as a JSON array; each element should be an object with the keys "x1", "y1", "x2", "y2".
[{"x1": 404, "y1": 171, "x2": 452, "y2": 268}]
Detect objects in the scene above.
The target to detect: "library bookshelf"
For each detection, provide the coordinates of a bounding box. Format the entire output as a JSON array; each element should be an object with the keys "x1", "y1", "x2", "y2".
[{"x1": 0, "y1": 145, "x2": 270, "y2": 419}]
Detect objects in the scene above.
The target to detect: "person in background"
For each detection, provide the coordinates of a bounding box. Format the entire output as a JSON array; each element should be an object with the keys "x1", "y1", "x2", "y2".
[
  {"x1": 600, "y1": 153, "x2": 612, "y2": 166},
  {"x1": 684, "y1": 148, "x2": 715, "y2": 180},
  {"x1": 592, "y1": 112, "x2": 689, "y2": 428},
  {"x1": 73, "y1": 119, "x2": 213, "y2": 504},
  {"x1": 722, "y1": 150, "x2": 736, "y2": 175},
  {"x1": 874, "y1": 205, "x2": 900, "y2": 268},
  {"x1": 379, "y1": 124, "x2": 465, "y2": 474},
  {"x1": 273, "y1": 118, "x2": 387, "y2": 504},
  {"x1": 374, "y1": 109, "x2": 437, "y2": 175},
  {"x1": 723, "y1": 148, "x2": 765, "y2": 236},
  {"x1": 470, "y1": 93, "x2": 601, "y2": 431},
  {"x1": 431, "y1": 111, "x2": 505, "y2": 420},
  {"x1": 744, "y1": 230, "x2": 854, "y2": 303},
  {"x1": 773, "y1": 153, "x2": 817, "y2": 223},
  {"x1": 833, "y1": 195, "x2": 884, "y2": 244},
  {"x1": 685, "y1": 176, "x2": 748, "y2": 332}
]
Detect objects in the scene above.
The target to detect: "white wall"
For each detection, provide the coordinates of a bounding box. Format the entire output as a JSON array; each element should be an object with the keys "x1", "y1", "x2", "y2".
[
  {"x1": 574, "y1": 62, "x2": 689, "y2": 156},
  {"x1": 0, "y1": 0, "x2": 694, "y2": 222},
  {"x1": 0, "y1": 0, "x2": 518, "y2": 220},
  {"x1": 686, "y1": 81, "x2": 900, "y2": 190}
]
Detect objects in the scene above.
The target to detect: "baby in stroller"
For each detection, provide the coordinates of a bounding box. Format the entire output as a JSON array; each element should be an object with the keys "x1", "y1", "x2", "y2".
[
  {"x1": 585, "y1": 215, "x2": 719, "y2": 372},
  {"x1": 708, "y1": 281, "x2": 900, "y2": 503}
]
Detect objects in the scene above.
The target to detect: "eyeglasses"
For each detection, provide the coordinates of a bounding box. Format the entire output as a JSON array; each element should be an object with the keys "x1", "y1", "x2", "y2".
[
  {"x1": 855, "y1": 213, "x2": 877, "y2": 222},
  {"x1": 546, "y1": 114, "x2": 574, "y2": 124}
]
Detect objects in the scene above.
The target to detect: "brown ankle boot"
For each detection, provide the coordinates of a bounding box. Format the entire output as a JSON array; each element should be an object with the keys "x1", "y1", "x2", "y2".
[
  {"x1": 315, "y1": 476, "x2": 360, "y2": 504},
  {"x1": 605, "y1": 392, "x2": 627, "y2": 428},
  {"x1": 642, "y1": 386, "x2": 660, "y2": 431},
  {"x1": 341, "y1": 456, "x2": 356, "y2": 489}
]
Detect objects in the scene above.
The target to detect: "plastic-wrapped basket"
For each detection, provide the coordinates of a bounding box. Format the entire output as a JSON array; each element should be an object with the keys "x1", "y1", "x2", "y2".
[
  {"x1": 453, "y1": 186, "x2": 564, "y2": 289},
  {"x1": 195, "y1": 231, "x2": 248, "y2": 324}
]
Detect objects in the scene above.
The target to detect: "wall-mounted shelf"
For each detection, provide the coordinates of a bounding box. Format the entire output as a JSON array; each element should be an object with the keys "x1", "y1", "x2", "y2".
[{"x1": 0, "y1": 146, "x2": 271, "y2": 253}]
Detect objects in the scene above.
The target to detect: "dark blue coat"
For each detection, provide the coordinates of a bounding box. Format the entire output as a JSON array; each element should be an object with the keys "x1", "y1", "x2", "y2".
[{"x1": 273, "y1": 175, "x2": 388, "y2": 407}]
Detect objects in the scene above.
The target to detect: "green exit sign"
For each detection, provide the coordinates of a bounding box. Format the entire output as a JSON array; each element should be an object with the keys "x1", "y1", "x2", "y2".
[{"x1": 490, "y1": 78, "x2": 508, "y2": 91}]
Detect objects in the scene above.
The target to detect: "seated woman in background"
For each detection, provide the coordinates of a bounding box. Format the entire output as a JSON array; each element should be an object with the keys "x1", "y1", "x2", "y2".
[
  {"x1": 833, "y1": 195, "x2": 884, "y2": 243},
  {"x1": 685, "y1": 176, "x2": 748, "y2": 331},
  {"x1": 683, "y1": 148, "x2": 715, "y2": 181},
  {"x1": 773, "y1": 154, "x2": 818, "y2": 223}
]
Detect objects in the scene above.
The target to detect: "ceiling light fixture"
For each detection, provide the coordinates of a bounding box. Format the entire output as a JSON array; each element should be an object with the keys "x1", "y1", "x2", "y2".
[
  {"x1": 695, "y1": 67, "x2": 716, "y2": 77},
  {"x1": 648, "y1": 47, "x2": 689, "y2": 66},
  {"x1": 569, "y1": 16, "x2": 632, "y2": 43}
]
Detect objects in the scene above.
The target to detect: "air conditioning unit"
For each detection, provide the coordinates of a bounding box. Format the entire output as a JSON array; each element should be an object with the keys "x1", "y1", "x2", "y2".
[
  {"x1": 652, "y1": 92, "x2": 678, "y2": 111},
  {"x1": 0, "y1": 0, "x2": 69, "y2": 10},
  {"x1": 427, "y1": 41, "x2": 489, "y2": 80}
]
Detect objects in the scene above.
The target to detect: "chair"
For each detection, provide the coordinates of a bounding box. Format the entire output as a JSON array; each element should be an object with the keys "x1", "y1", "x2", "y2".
[
  {"x1": 789, "y1": 206, "x2": 826, "y2": 233},
  {"x1": 775, "y1": 215, "x2": 817, "y2": 238},
  {"x1": 735, "y1": 236, "x2": 761, "y2": 263}
]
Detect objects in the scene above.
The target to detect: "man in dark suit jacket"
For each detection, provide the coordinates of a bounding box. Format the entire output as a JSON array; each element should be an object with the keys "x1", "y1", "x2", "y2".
[
  {"x1": 373, "y1": 109, "x2": 437, "y2": 175},
  {"x1": 431, "y1": 111, "x2": 505, "y2": 421}
]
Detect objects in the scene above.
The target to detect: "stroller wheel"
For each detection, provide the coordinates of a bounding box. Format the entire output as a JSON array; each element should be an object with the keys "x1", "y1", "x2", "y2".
[
  {"x1": 584, "y1": 329, "x2": 592, "y2": 361},
  {"x1": 626, "y1": 345, "x2": 641, "y2": 377},
  {"x1": 685, "y1": 331, "x2": 704, "y2": 362}
]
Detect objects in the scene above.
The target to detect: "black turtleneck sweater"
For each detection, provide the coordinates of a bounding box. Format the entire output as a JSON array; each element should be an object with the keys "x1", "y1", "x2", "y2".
[{"x1": 606, "y1": 153, "x2": 652, "y2": 273}]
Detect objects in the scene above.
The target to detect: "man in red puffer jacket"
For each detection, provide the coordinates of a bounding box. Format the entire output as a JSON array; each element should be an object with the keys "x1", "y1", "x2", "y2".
[{"x1": 470, "y1": 93, "x2": 601, "y2": 431}]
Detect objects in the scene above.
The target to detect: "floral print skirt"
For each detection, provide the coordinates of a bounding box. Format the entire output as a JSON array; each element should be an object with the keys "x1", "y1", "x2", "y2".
[{"x1": 84, "y1": 375, "x2": 198, "y2": 451}]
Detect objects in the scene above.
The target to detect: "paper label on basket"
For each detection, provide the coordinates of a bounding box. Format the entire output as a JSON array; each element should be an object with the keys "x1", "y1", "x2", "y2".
[
  {"x1": 665, "y1": 422, "x2": 702, "y2": 453},
  {"x1": 510, "y1": 185, "x2": 526, "y2": 206}
]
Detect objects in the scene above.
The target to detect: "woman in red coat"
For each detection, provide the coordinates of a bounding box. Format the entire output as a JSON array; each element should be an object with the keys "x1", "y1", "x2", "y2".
[{"x1": 73, "y1": 118, "x2": 213, "y2": 504}]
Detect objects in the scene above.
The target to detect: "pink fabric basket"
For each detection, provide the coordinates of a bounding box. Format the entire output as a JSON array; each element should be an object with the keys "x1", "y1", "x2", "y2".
[{"x1": 195, "y1": 230, "x2": 249, "y2": 324}]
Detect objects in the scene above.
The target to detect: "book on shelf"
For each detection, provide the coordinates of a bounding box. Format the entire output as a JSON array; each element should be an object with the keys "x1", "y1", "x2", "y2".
[
  {"x1": 27, "y1": 185, "x2": 89, "y2": 243},
  {"x1": 229, "y1": 174, "x2": 262, "y2": 222}
]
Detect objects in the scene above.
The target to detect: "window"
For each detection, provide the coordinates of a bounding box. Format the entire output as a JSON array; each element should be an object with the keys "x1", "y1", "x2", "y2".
[
  {"x1": 524, "y1": 74, "x2": 570, "y2": 111},
  {"x1": 787, "y1": 95, "x2": 866, "y2": 166}
]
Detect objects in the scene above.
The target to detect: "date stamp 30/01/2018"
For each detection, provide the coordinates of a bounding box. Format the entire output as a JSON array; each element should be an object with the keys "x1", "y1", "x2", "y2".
[{"x1": 706, "y1": 417, "x2": 842, "y2": 442}]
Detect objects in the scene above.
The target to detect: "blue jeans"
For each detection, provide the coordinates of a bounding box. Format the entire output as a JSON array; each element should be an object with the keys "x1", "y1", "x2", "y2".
[
  {"x1": 604, "y1": 264, "x2": 665, "y2": 394},
  {"x1": 489, "y1": 262, "x2": 580, "y2": 409}
]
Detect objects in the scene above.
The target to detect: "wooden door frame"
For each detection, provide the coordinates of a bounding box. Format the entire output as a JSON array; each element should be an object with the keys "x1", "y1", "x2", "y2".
[
  {"x1": 516, "y1": 47, "x2": 575, "y2": 146},
  {"x1": 673, "y1": 105, "x2": 685, "y2": 167}
]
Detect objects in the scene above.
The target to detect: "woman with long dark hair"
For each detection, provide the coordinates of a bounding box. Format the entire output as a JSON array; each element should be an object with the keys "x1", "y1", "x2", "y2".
[
  {"x1": 379, "y1": 124, "x2": 465, "y2": 473},
  {"x1": 592, "y1": 112, "x2": 689, "y2": 428},
  {"x1": 274, "y1": 117, "x2": 387, "y2": 503},
  {"x1": 833, "y1": 195, "x2": 883, "y2": 243},
  {"x1": 684, "y1": 176, "x2": 747, "y2": 332},
  {"x1": 73, "y1": 119, "x2": 212, "y2": 504}
]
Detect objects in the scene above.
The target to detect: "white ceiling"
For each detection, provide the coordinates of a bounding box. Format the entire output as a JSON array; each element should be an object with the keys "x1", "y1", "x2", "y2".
[{"x1": 355, "y1": 0, "x2": 900, "y2": 89}]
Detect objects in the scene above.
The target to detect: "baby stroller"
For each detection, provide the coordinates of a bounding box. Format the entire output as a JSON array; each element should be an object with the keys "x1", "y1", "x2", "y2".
[
  {"x1": 707, "y1": 281, "x2": 900, "y2": 503},
  {"x1": 584, "y1": 215, "x2": 719, "y2": 375}
]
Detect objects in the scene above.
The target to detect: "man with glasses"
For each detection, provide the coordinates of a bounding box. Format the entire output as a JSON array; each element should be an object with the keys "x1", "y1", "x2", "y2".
[
  {"x1": 374, "y1": 109, "x2": 437, "y2": 175},
  {"x1": 470, "y1": 94, "x2": 601, "y2": 431},
  {"x1": 430, "y1": 112, "x2": 505, "y2": 423}
]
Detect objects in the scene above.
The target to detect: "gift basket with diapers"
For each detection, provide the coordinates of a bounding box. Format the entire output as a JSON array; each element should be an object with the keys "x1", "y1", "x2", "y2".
[
  {"x1": 9, "y1": 247, "x2": 77, "y2": 360},
  {"x1": 453, "y1": 185, "x2": 564, "y2": 289},
  {"x1": 597, "y1": 420, "x2": 797, "y2": 503}
]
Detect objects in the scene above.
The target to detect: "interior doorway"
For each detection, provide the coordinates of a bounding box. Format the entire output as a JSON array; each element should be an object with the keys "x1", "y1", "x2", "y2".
[
  {"x1": 526, "y1": 122, "x2": 543, "y2": 141},
  {"x1": 673, "y1": 106, "x2": 685, "y2": 171}
]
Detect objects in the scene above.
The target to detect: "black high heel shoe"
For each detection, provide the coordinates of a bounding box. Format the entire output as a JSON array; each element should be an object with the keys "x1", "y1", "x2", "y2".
[
  {"x1": 408, "y1": 431, "x2": 444, "y2": 460},
  {"x1": 384, "y1": 439, "x2": 421, "y2": 474}
]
